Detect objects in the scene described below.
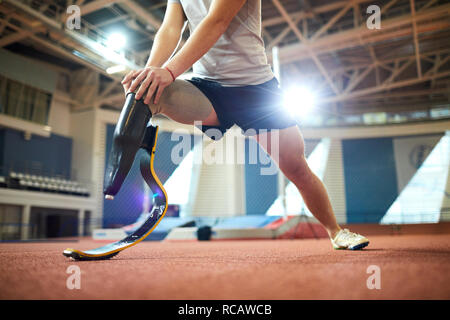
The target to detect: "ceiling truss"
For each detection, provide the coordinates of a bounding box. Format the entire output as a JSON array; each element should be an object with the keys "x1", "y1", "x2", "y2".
[{"x1": 0, "y1": 0, "x2": 448, "y2": 117}]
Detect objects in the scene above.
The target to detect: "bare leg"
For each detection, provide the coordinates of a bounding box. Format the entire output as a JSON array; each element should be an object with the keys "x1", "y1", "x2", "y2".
[
  {"x1": 147, "y1": 79, "x2": 220, "y2": 126},
  {"x1": 147, "y1": 82, "x2": 340, "y2": 237},
  {"x1": 255, "y1": 126, "x2": 341, "y2": 238}
]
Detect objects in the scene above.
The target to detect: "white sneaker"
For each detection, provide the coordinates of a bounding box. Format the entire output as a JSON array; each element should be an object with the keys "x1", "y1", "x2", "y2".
[{"x1": 331, "y1": 229, "x2": 369, "y2": 250}]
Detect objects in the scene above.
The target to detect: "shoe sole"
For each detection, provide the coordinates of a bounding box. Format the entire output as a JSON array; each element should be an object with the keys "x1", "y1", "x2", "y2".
[
  {"x1": 350, "y1": 241, "x2": 369, "y2": 250},
  {"x1": 333, "y1": 241, "x2": 370, "y2": 250}
]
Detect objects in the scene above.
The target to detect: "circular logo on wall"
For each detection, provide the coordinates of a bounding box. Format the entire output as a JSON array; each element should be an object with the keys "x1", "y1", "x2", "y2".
[{"x1": 409, "y1": 145, "x2": 433, "y2": 169}]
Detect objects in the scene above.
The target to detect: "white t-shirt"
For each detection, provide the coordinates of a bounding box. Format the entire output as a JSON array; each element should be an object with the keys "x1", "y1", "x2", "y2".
[{"x1": 167, "y1": 0, "x2": 274, "y2": 86}]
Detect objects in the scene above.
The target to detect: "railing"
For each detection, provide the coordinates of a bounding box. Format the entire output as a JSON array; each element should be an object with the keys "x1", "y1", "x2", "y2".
[
  {"x1": 20, "y1": 0, "x2": 146, "y2": 68},
  {"x1": 0, "y1": 168, "x2": 93, "y2": 198},
  {"x1": 298, "y1": 105, "x2": 450, "y2": 128}
]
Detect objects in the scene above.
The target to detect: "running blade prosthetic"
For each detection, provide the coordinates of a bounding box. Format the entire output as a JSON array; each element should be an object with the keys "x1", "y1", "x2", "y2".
[{"x1": 63, "y1": 126, "x2": 168, "y2": 261}]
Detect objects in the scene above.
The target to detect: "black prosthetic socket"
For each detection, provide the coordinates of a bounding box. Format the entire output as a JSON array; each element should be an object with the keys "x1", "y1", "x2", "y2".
[{"x1": 103, "y1": 92, "x2": 152, "y2": 197}]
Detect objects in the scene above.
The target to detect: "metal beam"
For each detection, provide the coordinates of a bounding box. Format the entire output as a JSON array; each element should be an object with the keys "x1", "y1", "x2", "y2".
[
  {"x1": 381, "y1": 0, "x2": 400, "y2": 14},
  {"x1": 343, "y1": 65, "x2": 375, "y2": 94},
  {"x1": 285, "y1": 48, "x2": 450, "y2": 81},
  {"x1": 338, "y1": 99, "x2": 450, "y2": 114},
  {"x1": 1, "y1": 15, "x2": 121, "y2": 82},
  {"x1": 383, "y1": 59, "x2": 414, "y2": 85},
  {"x1": 424, "y1": 54, "x2": 450, "y2": 76},
  {"x1": 0, "y1": 30, "x2": 28, "y2": 47},
  {"x1": 271, "y1": 0, "x2": 340, "y2": 94},
  {"x1": 263, "y1": 0, "x2": 373, "y2": 28},
  {"x1": 418, "y1": 0, "x2": 439, "y2": 12},
  {"x1": 121, "y1": 0, "x2": 161, "y2": 31},
  {"x1": 321, "y1": 70, "x2": 450, "y2": 103},
  {"x1": 277, "y1": 4, "x2": 450, "y2": 65},
  {"x1": 4, "y1": 0, "x2": 141, "y2": 69},
  {"x1": 80, "y1": 0, "x2": 125, "y2": 16},
  {"x1": 349, "y1": 88, "x2": 450, "y2": 100},
  {"x1": 266, "y1": 16, "x2": 302, "y2": 51},
  {"x1": 310, "y1": 1, "x2": 353, "y2": 40},
  {"x1": 410, "y1": 0, "x2": 422, "y2": 78}
]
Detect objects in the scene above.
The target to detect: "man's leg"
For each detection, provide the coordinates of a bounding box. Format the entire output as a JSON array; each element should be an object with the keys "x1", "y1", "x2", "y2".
[
  {"x1": 104, "y1": 79, "x2": 218, "y2": 197},
  {"x1": 150, "y1": 83, "x2": 339, "y2": 236},
  {"x1": 148, "y1": 79, "x2": 220, "y2": 126},
  {"x1": 254, "y1": 125, "x2": 341, "y2": 239},
  {"x1": 149, "y1": 84, "x2": 367, "y2": 248}
]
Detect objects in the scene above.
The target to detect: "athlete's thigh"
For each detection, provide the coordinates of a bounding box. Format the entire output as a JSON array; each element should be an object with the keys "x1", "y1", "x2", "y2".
[
  {"x1": 254, "y1": 125, "x2": 305, "y2": 166},
  {"x1": 148, "y1": 79, "x2": 220, "y2": 126}
]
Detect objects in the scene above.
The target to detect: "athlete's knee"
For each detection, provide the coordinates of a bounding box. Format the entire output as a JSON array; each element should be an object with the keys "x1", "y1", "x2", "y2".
[
  {"x1": 280, "y1": 155, "x2": 312, "y2": 182},
  {"x1": 146, "y1": 79, "x2": 183, "y2": 116},
  {"x1": 147, "y1": 96, "x2": 163, "y2": 116}
]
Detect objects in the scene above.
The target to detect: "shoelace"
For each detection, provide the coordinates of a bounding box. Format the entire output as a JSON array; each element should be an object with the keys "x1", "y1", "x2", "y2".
[{"x1": 339, "y1": 229, "x2": 360, "y2": 241}]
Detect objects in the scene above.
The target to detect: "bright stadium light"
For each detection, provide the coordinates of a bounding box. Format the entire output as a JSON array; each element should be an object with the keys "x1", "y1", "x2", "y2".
[
  {"x1": 283, "y1": 86, "x2": 316, "y2": 118},
  {"x1": 106, "y1": 32, "x2": 127, "y2": 51}
]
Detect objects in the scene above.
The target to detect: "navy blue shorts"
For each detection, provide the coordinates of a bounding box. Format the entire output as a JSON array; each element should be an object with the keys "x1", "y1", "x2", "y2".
[{"x1": 187, "y1": 77, "x2": 297, "y2": 140}]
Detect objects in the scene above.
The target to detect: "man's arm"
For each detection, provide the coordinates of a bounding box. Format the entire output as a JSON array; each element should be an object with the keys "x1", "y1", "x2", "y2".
[
  {"x1": 146, "y1": 2, "x2": 186, "y2": 68},
  {"x1": 129, "y1": 0, "x2": 246, "y2": 104},
  {"x1": 122, "y1": 2, "x2": 185, "y2": 93},
  {"x1": 165, "y1": 0, "x2": 246, "y2": 78}
]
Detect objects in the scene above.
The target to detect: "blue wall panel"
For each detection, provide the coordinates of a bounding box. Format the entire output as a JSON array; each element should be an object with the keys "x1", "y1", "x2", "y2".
[
  {"x1": 0, "y1": 128, "x2": 72, "y2": 178},
  {"x1": 342, "y1": 138, "x2": 399, "y2": 223},
  {"x1": 244, "y1": 139, "x2": 278, "y2": 215}
]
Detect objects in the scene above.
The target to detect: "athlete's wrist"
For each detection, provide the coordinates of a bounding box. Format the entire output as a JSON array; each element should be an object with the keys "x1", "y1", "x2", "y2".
[
  {"x1": 164, "y1": 66, "x2": 176, "y2": 82},
  {"x1": 164, "y1": 60, "x2": 185, "y2": 80}
]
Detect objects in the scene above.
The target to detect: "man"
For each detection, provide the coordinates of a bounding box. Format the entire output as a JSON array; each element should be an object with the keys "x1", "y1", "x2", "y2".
[{"x1": 118, "y1": 0, "x2": 369, "y2": 250}]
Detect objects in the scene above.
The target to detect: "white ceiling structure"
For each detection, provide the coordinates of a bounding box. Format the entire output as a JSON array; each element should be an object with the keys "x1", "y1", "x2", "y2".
[{"x1": 0, "y1": 0, "x2": 449, "y2": 124}]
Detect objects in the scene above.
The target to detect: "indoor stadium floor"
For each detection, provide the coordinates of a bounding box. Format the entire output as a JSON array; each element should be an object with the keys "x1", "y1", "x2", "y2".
[{"x1": 1, "y1": 234, "x2": 449, "y2": 300}]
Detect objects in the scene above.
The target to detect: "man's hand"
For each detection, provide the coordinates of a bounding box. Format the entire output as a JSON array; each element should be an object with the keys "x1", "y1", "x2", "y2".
[
  {"x1": 121, "y1": 66, "x2": 174, "y2": 104},
  {"x1": 121, "y1": 70, "x2": 140, "y2": 93}
]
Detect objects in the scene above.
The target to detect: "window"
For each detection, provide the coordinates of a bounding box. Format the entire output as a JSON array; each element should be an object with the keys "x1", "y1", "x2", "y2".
[{"x1": 0, "y1": 75, "x2": 52, "y2": 125}]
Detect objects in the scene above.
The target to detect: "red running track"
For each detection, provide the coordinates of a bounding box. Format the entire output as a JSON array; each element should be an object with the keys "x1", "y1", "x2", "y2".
[{"x1": 0, "y1": 234, "x2": 449, "y2": 299}]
